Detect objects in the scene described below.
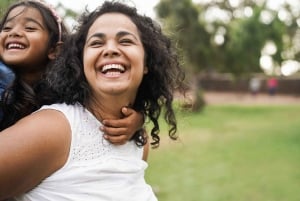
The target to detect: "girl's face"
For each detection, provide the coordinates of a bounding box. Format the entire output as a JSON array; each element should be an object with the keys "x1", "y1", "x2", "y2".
[
  {"x1": 83, "y1": 13, "x2": 148, "y2": 102},
  {"x1": 0, "y1": 6, "x2": 51, "y2": 74}
]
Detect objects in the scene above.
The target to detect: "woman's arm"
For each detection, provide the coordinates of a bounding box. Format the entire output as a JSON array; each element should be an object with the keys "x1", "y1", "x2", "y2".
[{"x1": 0, "y1": 110, "x2": 71, "y2": 200}]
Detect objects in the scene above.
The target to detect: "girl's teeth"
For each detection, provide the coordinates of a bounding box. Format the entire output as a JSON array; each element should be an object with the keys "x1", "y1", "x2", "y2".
[{"x1": 8, "y1": 43, "x2": 25, "y2": 49}]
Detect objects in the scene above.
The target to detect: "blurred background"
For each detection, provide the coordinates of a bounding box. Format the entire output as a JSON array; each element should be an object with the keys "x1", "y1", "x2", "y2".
[{"x1": 1, "y1": 0, "x2": 300, "y2": 200}]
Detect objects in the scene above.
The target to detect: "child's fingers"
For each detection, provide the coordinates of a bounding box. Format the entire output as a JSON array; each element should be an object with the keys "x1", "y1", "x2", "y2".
[
  {"x1": 101, "y1": 107, "x2": 136, "y2": 128},
  {"x1": 121, "y1": 106, "x2": 134, "y2": 116},
  {"x1": 100, "y1": 126, "x2": 132, "y2": 145},
  {"x1": 100, "y1": 107, "x2": 143, "y2": 145},
  {"x1": 100, "y1": 125, "x2": 127, "y2": 136},
  {"x1": 102, "y1": 119, "x2": 128, "y2": 128},
  {"x1": 102, "y1": 106, "x2": 143, "y2": 130}
]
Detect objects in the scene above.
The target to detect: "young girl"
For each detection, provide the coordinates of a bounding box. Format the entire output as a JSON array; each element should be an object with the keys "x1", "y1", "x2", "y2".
[
  {"x1": 0, "y1": 0, "x2": 143, "y2": 144},
  {"x1": 0, "y1": 1, "x2": 185, "y2": 200}
]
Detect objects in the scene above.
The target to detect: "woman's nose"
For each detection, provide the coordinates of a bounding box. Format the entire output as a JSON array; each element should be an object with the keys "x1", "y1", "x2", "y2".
[{"x1": 103, "y1": 41, "x2": 120, "y2": 57}]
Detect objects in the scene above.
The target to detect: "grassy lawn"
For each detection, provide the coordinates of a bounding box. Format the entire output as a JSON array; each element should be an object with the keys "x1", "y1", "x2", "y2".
[{"x1": 145, "y1": 105, "x2": 300, "y2": 201}]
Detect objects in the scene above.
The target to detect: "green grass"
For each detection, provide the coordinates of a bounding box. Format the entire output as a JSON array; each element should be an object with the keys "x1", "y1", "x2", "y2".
[{"x1": 145, "y1": 105, "x2": 300, "y2": 201}]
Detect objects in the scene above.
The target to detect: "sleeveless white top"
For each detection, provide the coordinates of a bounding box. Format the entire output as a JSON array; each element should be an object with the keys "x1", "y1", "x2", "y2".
[{"x1": 12, "y1": 103, "x2": 157, "y2": 201}]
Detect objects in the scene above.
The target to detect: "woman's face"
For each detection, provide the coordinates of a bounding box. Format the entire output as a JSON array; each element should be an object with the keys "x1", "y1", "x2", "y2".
[
  {"x1": 83, "y1": 12, "x2": 148, "y2": 102},
  {"x1": 0, "y1": 6, "x2": 50, "y2": 72}
]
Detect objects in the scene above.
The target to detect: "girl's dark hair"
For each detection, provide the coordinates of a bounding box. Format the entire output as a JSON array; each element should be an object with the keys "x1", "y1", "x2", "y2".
[
  {"x1": 0, "y1": 1, "x2": 68, "y2": 130},
  {"x1": 43, "y1": 1, "x2": 185, "y2": 147}
]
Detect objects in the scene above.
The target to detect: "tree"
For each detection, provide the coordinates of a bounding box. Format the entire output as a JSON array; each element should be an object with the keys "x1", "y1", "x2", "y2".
[
  {"x1": 156, "y1": 0, "x2": 212, "y2": 73},
  {"x1": 156, "y1": 0, "x2": 300, "y2": 79},
  {"x1": 156, "y1": 0, "x2": 212, "y2": 111},
  {"x1": 223, "y1": 6, "x2": 273, "y2": 76},
  {"x1": 195, "y1": 0, "x2": 298, "y2": 77}
]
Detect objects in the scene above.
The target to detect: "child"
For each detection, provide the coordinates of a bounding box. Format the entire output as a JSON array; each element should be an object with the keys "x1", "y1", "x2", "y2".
[
  {"x1": 0, "y1": 1, "x2": 185, "y2": 200},
  {"x1": 267, "y1": 77, "x2": 278, "y2": 96},
  {"x1": 0, "y1": 0, "x2": 143, "y2": 144}
]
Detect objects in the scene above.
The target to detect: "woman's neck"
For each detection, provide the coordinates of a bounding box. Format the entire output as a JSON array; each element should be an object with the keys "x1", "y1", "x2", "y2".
[{"x1": 87, "y1": 94, "x2": 134, "y2": 121}]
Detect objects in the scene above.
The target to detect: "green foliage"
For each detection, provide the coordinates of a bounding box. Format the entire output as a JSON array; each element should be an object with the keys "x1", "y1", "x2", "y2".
[
  {"x1": 155, "y1": 0, "x2": 299, "y2": 78},
  {"x1": 224, "y1": 7, "x2": 267, "y2": 75},
  {"x1": 0, "y1": 0, "x2": 17, "y2": 18},
  {"x1": 156, "y1": 0, "x2": 212, "y2": 72},
  {"x1": 146, "y1": 105, "x2": 300, "y2": 201},
  {"x1": 267, "y1": 16, "x2": 286, "y2": 64}
]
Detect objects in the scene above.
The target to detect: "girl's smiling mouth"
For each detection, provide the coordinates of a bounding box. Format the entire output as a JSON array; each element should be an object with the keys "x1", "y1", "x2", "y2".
[{"x1": 6, "y1": 42, "x2": 26, "y2": 50}]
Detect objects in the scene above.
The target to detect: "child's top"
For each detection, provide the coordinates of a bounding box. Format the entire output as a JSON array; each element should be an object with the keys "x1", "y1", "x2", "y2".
[
  {"x1": 12, "y1": 103, "x2": 157, "y2": 201},
  {"x1": 0, "y1": 61, "x2": 14, "y2": 97},
  {"x1": 0, "y1": 61, "x2": 14, "y2": 120}
]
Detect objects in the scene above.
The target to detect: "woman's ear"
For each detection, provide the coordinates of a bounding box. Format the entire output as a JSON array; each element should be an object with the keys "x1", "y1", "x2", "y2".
[
  {"x1": 48, "y1": 42, "x2": 63, "y2": 60},
  {"x1": 143, "y1": 66, "x2": 148, "y2": 74}
]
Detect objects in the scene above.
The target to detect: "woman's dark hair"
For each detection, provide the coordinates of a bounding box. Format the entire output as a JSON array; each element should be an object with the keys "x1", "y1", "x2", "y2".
[
  {"x1": 43, "y1": 1, "x2": 185, "y2": 147},
  {"x1": 0, "y1": 0, "x2": 68, "y2": 130}
]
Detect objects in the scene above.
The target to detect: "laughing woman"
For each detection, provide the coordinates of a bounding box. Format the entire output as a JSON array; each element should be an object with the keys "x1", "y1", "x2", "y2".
[{"x1": 0, "y1": 1, "x2": 185, "y2": 200}]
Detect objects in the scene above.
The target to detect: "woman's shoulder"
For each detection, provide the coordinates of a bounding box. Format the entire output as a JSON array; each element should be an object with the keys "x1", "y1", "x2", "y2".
[
  {"x1": 39, "y1": 102, "x2": 83, "y2": 118},
  {"x1": 40, "y1": 102, "x2": 82, "y2": 111}
]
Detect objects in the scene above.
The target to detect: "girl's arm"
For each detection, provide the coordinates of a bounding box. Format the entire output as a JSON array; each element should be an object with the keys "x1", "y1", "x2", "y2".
[
  {"x1": 101, "y1": 107, "x2": 144, "y2": 145},
  {"x1": 0, "y1": 110, "x2": 71, "y2": 200}
]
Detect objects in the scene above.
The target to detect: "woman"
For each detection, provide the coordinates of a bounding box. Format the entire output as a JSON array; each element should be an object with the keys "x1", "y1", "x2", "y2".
[{"x1": 0, "y1": 1, "x2": 185, "y2": 200}]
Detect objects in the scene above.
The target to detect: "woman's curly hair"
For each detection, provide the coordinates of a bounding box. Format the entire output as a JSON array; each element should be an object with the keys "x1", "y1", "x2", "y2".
[
  {"x1": 0, "y1": 0, "x2": 68, "y2": 130},
  {"x1": 42, "y1": 1, "x2": 185, "y2": 147}
]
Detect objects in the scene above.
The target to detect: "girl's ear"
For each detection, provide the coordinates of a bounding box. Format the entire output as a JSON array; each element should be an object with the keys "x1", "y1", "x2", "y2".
[{"x1": 48, "y1": 42, "x2": 63, "y2": 60}]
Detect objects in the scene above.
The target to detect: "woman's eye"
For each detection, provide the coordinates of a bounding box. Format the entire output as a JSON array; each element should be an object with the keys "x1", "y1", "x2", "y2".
[
  {"x1": 120, "y1": 39, "x2": 133, "y2": 45},
  {"x1": 90, "y1": 40, "x2": 104, "y2": 47}
]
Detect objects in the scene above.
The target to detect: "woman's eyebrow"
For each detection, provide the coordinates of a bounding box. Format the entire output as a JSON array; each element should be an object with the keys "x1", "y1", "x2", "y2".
[
  {"x1": 86, "y1": 33, "x2": 105, "y2": 42},
  {"x1": 116, "y1": 31, "x2": 138, "y2": 40},
  {"x1": 86, "y1": 31, "x2": 139, "y2": 43}
]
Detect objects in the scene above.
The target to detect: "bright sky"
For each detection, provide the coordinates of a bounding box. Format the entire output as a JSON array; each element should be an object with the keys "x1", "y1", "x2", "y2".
[
  {"x1": 46, "y1": 0, "x2": 160, "y2": 18},
  {"x1": 46, "y1": 0, "x2": 300, "y2": 17},
  {"x1": 46, "y1": 0, "x2": 160, "y2": 30}
]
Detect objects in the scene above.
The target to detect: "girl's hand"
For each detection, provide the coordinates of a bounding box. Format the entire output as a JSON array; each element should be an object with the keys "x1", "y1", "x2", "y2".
[{"x1": 101, "y1": 107, "x2": 144, "y2": 145}]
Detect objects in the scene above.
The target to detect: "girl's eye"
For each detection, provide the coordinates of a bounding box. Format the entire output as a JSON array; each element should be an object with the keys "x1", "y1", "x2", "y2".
[
  {"x1": 1, "y1": 25, "x2": 12, "y2": 32},
  {"x1": 25, "y1": 26, "x2": 37, "y2": 31}
]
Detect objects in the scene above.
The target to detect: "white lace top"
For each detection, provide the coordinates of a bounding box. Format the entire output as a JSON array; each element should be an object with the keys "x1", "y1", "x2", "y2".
[{"x1": 12, "y1": 103, "x2": 157, "y2": 201}]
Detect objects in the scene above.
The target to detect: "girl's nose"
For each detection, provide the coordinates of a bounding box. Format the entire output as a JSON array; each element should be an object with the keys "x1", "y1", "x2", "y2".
[
  {"x1": 7, "y1": 26, "x2": 22, "y2": 38},
  {"x1": 8, "y1": 32, "x2": 21, "y2": 37}
]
